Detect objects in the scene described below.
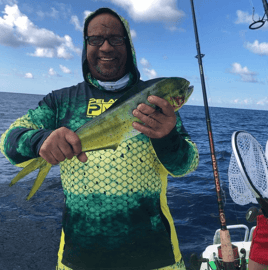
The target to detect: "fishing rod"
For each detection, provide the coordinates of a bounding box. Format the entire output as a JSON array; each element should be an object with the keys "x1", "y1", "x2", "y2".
[
  {"x1": 189, "y1": 1, "x2": 237, "y2": 269},
  {"x1": 263, "y1": 0, "x2": 268, "y2": 17}
]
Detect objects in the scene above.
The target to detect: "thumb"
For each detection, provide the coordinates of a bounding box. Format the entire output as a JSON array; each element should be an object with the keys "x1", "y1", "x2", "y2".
[{"x1": 77, "y1": 152, "x2": 88, "y2": 163}]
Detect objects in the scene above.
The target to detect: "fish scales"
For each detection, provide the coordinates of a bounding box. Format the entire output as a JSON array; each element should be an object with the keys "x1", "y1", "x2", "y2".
[
  {"x1": 8, "y1": 77, "x2": 193, "y2": 200},
  {"x1": 76, "y1": 77, "x2": 191, "y2": 152}
]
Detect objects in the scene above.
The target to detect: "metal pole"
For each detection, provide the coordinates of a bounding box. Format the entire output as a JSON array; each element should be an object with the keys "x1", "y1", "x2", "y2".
[
  {"x1": 189, "y1": 0, "x2": 236, "y2": 268},
  {"x1": 262, "y1": 0, "x2": 268, "y2": 18}
]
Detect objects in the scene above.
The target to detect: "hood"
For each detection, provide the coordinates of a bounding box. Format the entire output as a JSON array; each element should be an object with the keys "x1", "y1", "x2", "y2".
[{"x1": 82, "y1": 7, "x2": 140, "y2": 90}]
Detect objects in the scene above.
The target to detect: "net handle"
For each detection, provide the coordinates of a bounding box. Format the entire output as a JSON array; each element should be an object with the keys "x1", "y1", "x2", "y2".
[
  {"x1": 260, "y1": 142, "x2": 268, "y2": 182},
  {"x1": 231, "y1": 131, "x2": 261, "y2": 199},
  {"x1": 266, "y1": 140, "x2": 268, "y2": 161}
]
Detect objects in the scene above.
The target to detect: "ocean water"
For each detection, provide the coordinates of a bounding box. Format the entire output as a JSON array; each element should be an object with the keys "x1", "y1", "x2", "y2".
[{"x1": 1, "y1": 91, "x2": 268, "y2": 270}]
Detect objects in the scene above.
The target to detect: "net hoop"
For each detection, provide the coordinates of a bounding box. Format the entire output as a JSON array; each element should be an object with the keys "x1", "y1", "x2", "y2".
[
  {"x1": 249, "y1": 20, "x2": 265, "y2": 29},
  {"x1": 231, "y1": 131, "x2": 262, "y2": 199}
]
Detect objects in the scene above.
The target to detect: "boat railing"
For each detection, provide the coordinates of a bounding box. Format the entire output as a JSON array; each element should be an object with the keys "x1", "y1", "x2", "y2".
[
  {"x1": 248, "y1": 226, "x2": 256, "y2": 242},
  {"x1": 213, "y1": 225, "x2": 249, "y2": 244}
]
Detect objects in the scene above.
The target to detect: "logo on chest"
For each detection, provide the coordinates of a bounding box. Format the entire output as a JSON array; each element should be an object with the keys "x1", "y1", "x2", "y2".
[{"x1": 86, "y1": 98, "x2": 117, "y2": 117}]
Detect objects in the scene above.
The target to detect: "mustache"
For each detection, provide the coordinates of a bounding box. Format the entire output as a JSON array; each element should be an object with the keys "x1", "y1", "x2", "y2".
[{"x1": 98, "y1": 54, "x2": 117, "y2": 58}]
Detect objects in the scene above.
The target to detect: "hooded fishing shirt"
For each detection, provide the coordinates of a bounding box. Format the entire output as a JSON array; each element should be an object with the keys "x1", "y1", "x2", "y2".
[{"x1": 0, "y1": 8, "x2": 199, "y2": 270}]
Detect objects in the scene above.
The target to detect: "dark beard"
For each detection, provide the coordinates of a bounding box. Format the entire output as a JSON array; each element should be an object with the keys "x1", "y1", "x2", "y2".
[{"x1": 95, "y1": 64, "x2": 122, "y2": 80}]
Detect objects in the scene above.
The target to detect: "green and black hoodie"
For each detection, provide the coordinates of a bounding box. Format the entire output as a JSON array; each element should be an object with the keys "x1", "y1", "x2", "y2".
[{"x1": 0, "y1": 7, "x2": 199, "y2": 270}]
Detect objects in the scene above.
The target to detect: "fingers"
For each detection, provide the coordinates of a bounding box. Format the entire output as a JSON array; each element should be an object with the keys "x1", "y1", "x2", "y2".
[
  {"x1": 65, "y1": 131, "x2": 83, "y2": 156},
  {"x1": 132, "y1": 96, "x2": 176, "y2": 139},
  {"x1": 39, "y1": 127, "x2": 88, "y2": 165},
  {"x1": 132, "y1": 122, "x2": 163, "y2": 139},
  {"x1": 77, "y1": 152, "x2": 88, "y2": 163},
  {"x1": 39, "y1": 145, "x2": 60, "y2": 165},
  {"x1": 133, "y1": 109, "x2": 162, "y2": 129},
  {"x1": 147, "y1": 95, "x2": 175, "y2": 116},
  {"x1": 50, "y1": 146, "x2": 66, "y2": 164}
]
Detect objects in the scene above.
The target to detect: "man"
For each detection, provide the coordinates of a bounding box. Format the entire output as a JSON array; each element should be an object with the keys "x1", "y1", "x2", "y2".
[{"x1": 0, "y1": 7, "x2": 199, "y2": 270}]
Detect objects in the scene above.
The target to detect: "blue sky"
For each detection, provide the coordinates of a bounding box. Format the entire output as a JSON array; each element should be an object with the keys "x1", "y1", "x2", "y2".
[{"x1": 0, "y1": 0, "x2": 267, "y2": 110}]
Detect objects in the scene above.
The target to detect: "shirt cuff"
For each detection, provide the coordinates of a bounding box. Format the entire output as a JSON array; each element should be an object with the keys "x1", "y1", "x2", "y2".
[{"x1": 150, "y1": 126, "x2": 181, "y2": 157}]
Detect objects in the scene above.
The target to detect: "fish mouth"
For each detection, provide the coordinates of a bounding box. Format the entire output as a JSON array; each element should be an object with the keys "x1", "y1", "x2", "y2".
[{"x1": 170, "y1": 96, "x2": 185, "y2": 111}]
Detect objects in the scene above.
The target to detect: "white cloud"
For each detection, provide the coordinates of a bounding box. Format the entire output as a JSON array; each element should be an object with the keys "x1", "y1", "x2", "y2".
[
  {"x1": 245, "y1": 40, "x2": 268, "y2": 56},
  {"x1": 24, "y1": 72, "x2": 33, "y2": 79},
  {"x1": 48, "y1": 68, "x2": 61, "y2": 77},
  {"x1": 54, "y1": 3, "x2": 72, "y2": 19},
  {"x1": 222, "y1": 29, "x2": 231, "y2": 34},
  {"x1": 166, "y1": 26, "x2": 185, "y2": 32},
  {"x1": 144, "y1": 68, "x2": 157, "y2": 79},
  {"x1": 243, "y1": 98, "x2": 253, "y2": 105},
  {"x1": 56, "y1": 44, "x2": 73, "y2": 59},
  {"x1": 71, "y1": 15, "x2": 83, "y2": 32},
  {"x1": 36, "y1": 3, "x2": 72, "y2": 20},
  {"x1": 140, "y1": 57, "x2": 158, "y2": 79},
  {"x1": 229, "y1": 62, "x2": 258, "y2": 83},
  {"x1": 84, "y1": 10, "x2": 93, "y2": 19},
  {"x1": 234, "y1": 99, "x2": 239, "y2": 104},
  {"x1": 257, "y1": 97, "x2": 268, "y2": 105},
  {"x1": 130, "y1": 29, "x2": 137, "y2": 38},
  {"x1": 140, "y1": 58, "x2": 150, "y2": 68},
  {"x1": 0, "y1": 4, "x2": 81, "y2": 58},
  {"x1": 29, "y1": 48, "x2": 55, "y2": 58},
  {"x1": 60, "y1": 64, "x2": 71, "y2": 74},
  {"x1": 108, "y1": 0, "x2": 184, "y2": 30},
  {"x1": 48, "y1": 68, "x2": 56, "y2": 76},
  {"x1": 0, "y1": 0, "x2": 18, "y2": 5},
  {"x1": 37, "y1": 7, "x2": 59, "y2": 19},
  {"x1": 71, "y1": 10, "x2": 93, "y2": 32},
  {"x1": 235, "y1": 10, "x2": 254, "y2": 24}
]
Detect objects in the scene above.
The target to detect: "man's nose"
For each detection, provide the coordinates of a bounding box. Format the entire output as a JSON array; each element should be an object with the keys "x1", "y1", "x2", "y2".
[{"x1": 99, "y1": 40, "x2": 114, "y2": 52}]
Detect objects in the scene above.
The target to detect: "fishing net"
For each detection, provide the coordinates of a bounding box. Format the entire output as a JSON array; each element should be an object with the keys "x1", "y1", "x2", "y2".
[
  {"x1": 228, "y1": 131, "x2": 268, "y2": 205},
  {"x1": 248, "y1": 3, "x2": 268, "y2": 30}
]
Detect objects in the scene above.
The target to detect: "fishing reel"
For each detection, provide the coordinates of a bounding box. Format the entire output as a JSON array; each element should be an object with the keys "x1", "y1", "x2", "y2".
[
  {"x1": 214, "y1": 247, "x2": 247, "y2": 270},
  {"x1": 189, "y1": 247, "x2": 247, "y2": 270}
]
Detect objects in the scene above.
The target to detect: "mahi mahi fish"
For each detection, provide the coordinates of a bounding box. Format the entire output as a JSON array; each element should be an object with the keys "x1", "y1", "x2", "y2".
[{"x1": 9, "y1": 77, "x2": 193, "y2": 200}]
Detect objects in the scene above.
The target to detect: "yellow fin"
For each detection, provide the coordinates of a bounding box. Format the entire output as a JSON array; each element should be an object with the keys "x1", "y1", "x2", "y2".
[
  {"x1": 15, "y1": 158, "x2": 36, "y2": 168},
  {"x1": 26, "y1": 160, "x2": 52, "y2": 200},
  {"x1": 9, "y1": 157, "x2": 45, "y2": 187}
]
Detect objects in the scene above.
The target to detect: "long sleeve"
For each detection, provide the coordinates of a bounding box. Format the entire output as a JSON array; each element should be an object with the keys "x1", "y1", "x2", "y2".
[
  {"x1": 0, "y1": 98, "x2": 56, "y2": 166},
  {"x1": 150, "y1": 111, "x2": 199, "y2": 177}
]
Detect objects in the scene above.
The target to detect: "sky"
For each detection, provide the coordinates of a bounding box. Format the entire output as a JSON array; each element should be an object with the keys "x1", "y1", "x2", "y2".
[{"x1": 0, "y1": 0, "x2": 267, "y2": 110}]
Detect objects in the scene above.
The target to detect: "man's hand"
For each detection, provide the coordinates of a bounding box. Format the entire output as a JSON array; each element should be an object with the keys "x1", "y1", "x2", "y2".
[
  {"x1": 39, "y1": 127, "x2": 88, "y2": 165},
  {"x1": 132, "y1": 95, "x2": 176, "y2": 139}
]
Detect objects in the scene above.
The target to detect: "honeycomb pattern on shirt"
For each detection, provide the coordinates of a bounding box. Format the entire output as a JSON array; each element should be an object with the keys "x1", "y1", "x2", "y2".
[
  {"x1": 0, "y1": 114, "x2": 40, "y2": 164},
  {"x1": 60, "y1": 134, "x2": 165, "y2": 249},
  {"x1": 28, "y1": 104, "x2": 56, "y2": 129},
  {"x1": 61, "y1": 136, "x2": 161, "y2": 196},
  {"x1": 57, "y1": 100, "x2": 88, "y2": 131}
]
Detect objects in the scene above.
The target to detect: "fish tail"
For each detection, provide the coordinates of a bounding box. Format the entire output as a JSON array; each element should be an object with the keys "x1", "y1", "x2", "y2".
[
  {"x1": 9, "y1": 157, "x2": 45, "y2": 187},
  {"x1": 26, "y1": 160, "x2": 52, "y2": 200}
]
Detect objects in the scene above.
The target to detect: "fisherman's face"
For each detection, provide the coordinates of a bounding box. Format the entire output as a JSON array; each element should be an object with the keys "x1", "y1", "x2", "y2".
[{"x1": 86, "y1": 13, "x2": 128, "y2": 82}]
